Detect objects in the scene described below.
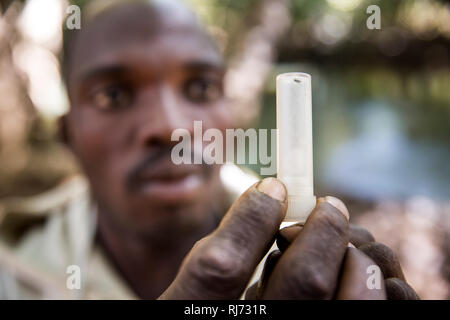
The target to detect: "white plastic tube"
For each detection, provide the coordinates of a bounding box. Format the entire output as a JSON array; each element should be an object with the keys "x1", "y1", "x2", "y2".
[{"x1": 277, "y1": 72, "x2": 316, "y2": 223}]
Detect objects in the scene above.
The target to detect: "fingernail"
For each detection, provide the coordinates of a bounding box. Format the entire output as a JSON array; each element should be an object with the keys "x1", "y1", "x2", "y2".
[
  {"x1": 257, "y1": 178, "x2": 286, "y2": 202},
  {"x1": 348, "y1": 242, "x2": 356, "y2": 248},
  {"x1": 317, "y1": 196, "x2": 350, "y2": 220},
  {"x1": 279, "y1": 225, "x2": 303, "y2": 241}
]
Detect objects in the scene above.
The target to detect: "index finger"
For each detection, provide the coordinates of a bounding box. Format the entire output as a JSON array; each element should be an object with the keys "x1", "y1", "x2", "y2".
[{"x1": 263, "y1": 198, "x2": 350, "y2": 299}]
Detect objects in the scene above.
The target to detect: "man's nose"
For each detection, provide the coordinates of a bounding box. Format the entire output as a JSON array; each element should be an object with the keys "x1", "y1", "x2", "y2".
[{"x1": 136, "y1": 85, "x2": 192, "y2": 147}]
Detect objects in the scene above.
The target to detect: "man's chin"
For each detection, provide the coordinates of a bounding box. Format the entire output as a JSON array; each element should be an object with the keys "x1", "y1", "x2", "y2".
[{"x1": 126, "y1": 203, "x2": 213, "y2": 240}]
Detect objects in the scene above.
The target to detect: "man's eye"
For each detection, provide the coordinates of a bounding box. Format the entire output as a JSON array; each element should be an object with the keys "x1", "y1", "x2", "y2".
[
  {"x1": 91, "y1": 85, "x2": 132, "y2": 110},
  {"x1": 184, "y1": 78, "x2": 222, "y2": 103}
]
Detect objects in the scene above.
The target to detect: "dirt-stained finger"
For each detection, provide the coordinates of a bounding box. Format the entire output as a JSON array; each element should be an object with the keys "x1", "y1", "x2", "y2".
[
  {"x1": 358, "y1": 242, "x2": 405, "y2": 281},
  {"x1": 335, "y1": 247, "x2": 386, "y2": 300},
  {"x1": 276, "y1": 224, "x2": 303, "y2": 252},
  {"x1": 349, "y1": 225, "x2": 376, "y2": 248},
  {"x1": 385, "y1": 278, "x2": 420, "y2": 300},
  {"x1": 262, "y1": 200, "x2": 349, "y2": 299}
]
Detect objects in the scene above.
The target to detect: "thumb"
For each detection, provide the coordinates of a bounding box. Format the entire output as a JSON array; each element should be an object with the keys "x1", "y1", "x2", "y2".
[{"x1": 159, "y1": 177, "x2": 287, "y2": 299}]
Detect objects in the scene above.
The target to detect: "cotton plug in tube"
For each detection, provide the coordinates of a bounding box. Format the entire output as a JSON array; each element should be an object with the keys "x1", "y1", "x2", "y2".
[{"x1": 277, "y1": 73, "x2": 316, "y2": 223}]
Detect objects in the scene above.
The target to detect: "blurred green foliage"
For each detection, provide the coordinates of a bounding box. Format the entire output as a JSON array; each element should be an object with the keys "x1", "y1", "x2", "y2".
[{"x1": 188, "y1": 0, "x2": 450, "y2": 198}]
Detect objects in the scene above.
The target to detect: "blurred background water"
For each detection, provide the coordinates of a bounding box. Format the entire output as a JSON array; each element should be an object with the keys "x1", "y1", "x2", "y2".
[{"x1": 258, "y1": 65, "x2": 450, "y2": 202}]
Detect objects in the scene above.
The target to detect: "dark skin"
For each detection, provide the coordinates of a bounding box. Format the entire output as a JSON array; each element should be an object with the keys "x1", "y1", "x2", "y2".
[
  {"x1": 64, "y1": 3, "x2": 230, "y2": 298},
  {"x1": 63, "y1": 2, "x2": 419, "y2": 300}
]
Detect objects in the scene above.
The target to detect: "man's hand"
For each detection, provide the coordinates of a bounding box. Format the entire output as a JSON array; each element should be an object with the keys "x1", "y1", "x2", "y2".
[
  {"x1": 159, "y1": 178, "x2": 288, "y2": 299},
  {"x1": 246, "y1": 197, "x2": 420, "y2": 300},
  {"x1": 159, "y1": 178, "x2": 419, "y2": 300}
]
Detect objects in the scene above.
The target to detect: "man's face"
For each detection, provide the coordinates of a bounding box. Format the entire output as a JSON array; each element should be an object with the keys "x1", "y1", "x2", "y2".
[{"x1": 64, "y1": 4, "x2": 231, "y2": 235}]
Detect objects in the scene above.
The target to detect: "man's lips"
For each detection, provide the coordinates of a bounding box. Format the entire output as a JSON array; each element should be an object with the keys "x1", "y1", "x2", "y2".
[
  {"x1": 130, "y1": 164, "x2": 205, "y2": 202},
  {"x1": 138, "y1": 173, "x2": 204, "y2": 202}
]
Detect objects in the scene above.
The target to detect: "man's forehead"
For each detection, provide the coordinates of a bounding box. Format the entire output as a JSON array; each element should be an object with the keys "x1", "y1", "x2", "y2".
[
  {"x1": 67, "y1": 2, "x2": 222, "y2": 83},
  {"x1": 81, "y1": 1, "x2": 199, "y2": 40}
]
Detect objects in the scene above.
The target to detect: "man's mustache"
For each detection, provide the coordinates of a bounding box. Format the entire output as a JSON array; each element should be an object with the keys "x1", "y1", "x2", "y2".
[
  {"x1": 126, "y1": 146, "x2": 172, "y2": 191},
  {"x1": 126, "y1": 146, "x2": 207, "y2": 191}
]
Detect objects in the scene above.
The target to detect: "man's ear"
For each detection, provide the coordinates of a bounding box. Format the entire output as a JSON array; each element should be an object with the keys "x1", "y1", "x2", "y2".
[{"x1": 58, "y1": 115, "x2": 71, "y2": 149}]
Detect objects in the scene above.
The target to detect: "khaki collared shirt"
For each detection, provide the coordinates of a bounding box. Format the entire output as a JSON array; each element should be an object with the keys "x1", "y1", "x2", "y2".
[{"x1": 0, "y1": 164, "x2": 259, "y2": 299}]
